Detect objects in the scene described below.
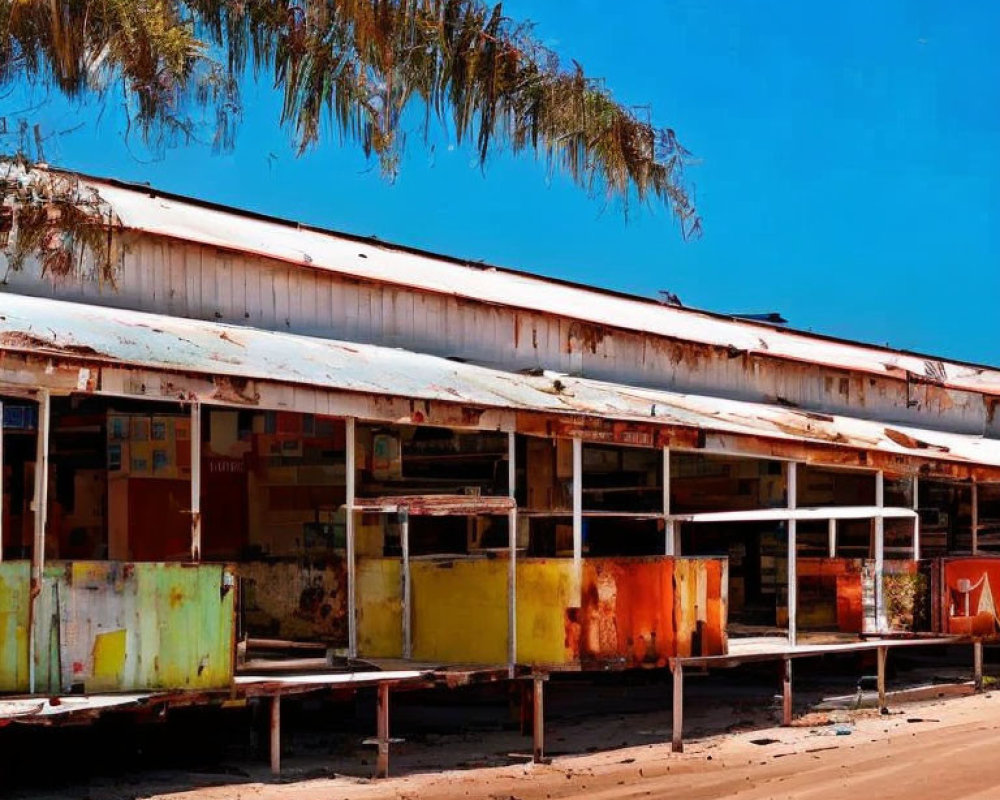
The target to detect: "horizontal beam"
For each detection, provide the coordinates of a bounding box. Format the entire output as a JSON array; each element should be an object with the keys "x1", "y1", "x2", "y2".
[{"x1": 669, "y1": 505, "x2": 917, "y2": 524}]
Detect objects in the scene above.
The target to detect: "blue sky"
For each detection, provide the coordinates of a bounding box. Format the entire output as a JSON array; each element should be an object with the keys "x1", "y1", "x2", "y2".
[{"x1": 11, "y1": 1, "x2": 1000, "y2": 364}]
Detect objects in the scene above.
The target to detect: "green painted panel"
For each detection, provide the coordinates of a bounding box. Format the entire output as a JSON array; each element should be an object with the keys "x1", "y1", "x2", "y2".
[
  {"x1": 0, "y1": 562, "x2": 30, "y2": 692},
  {"x1": 0, "y1": 561, "x2": 235, "y2": 696}
]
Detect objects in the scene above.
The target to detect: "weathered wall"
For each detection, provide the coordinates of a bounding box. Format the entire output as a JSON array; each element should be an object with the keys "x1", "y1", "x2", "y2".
[
  {"x1": 373, "y1": 556, "x2": 729, "y2": 668},
  {"x1": 241, "y1": 559, "x2": 348, "y2": 644},
  {"x1": 0, "y1": 561, "x2": 235, "y2": 695},
  {"x1": 3, "y1": 237, "x2": 988, "y2": 435},
  {"x1": 356, "y1": 557, "x2": 403, "y2": 658}
]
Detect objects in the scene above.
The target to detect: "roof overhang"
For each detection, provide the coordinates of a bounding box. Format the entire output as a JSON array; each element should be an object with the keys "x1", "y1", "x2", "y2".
[{"x1": 2, "y1": 293, "x2": 1000, "y2": 480}]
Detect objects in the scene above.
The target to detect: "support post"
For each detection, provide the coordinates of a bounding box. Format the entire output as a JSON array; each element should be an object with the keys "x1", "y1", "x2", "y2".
[
  {"x1": 572, "y1": 438, "x2": 583, "y2": 603},
  {"x1": 875, "y1": 471, "x2": 885, "y2": 632},
  {"x1": 401, "y1": 510, "x2": 411, "y2": 660},
  {"x1": 877, "y1": 646, "x2": 888, "y2": 711},
  {"x1": 189, "y1": 401, "x2": 202, "y2": 561},
  {"x1": 663, "y1": 447, "x2": 675, "y2": 556},
  {"x1": 28, "y1": 389, "x2": 50, "y2": 695},
  {"x1": 532, "y1": 674, "x2": 546, "y2": 764},
  {"x1": 0, "y1": 399, "x2": 4, "y2": 563},
  {"x1": 782, "y1": 657, "x2": 793, "y2": 726},
  {"x1": 972, "y1": 482, "x2": 979, "y2": 555},
  {"x1": 671, "y1": 662, "x2": 684, "y2": 753},
  {"x1": 376, "y1": 682, "x2": 390, "y2": 779},
  {"x1": 346, "y1": 418, "x2": 357, "y2": 659},
  {"x1": 787, "y1": 462, "x2": 798, "y2": 646},
  {"x1": 974, "y1": 641, "x2": 984, "y2": 692},
  {"x1": 508, "y1": 432, "x2": 517, "y2": 674},
  {"x1": 912, "y1": 476, "x2": 920, "y2": 562},
  {"x1": 270, "y1": 694, "x2": 281, "y2": 776},
  {"x1": 828, "y1": 518, "x2": 836, "y2": 558}
]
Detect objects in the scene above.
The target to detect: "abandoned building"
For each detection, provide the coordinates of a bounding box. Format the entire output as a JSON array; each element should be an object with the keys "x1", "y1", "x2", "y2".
[{"x1": 1, "y1": 162, "x2": 1000, "y2": 773}]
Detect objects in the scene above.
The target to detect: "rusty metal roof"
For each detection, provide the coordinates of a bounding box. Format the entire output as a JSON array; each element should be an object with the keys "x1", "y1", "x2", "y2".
[
  {"x1": 3, "y1": 294, "x2": 1000, "y2": 470},
  {"x1": 16, "y1": 163, "x2": 1000, "y2": 398}
]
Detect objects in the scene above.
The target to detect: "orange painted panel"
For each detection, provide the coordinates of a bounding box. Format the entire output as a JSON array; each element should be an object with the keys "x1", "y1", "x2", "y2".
[
  {"x1": 577, "y1": 557, "x2": 727, "y2": 668},
  {"x1": 941, "y1": 558, "x2": 1000, "y2": 637}
]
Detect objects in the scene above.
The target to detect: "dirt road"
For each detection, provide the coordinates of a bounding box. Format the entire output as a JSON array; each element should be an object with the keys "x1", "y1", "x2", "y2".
[{"x1": 147, "y1": 691, "x2": 1000, "y2": 800}]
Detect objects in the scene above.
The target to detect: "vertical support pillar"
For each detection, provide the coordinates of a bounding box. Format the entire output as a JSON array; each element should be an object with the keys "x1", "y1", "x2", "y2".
[
  {"x1": 270, "y1": 694, "x2": 281, "y2": 776},
  {"x1": 346, "y1": 417, "x2": 357, "y2": 659},
  {"x1": 787, "y1": 462, "x2": 798, "y2": 646},
  {"x1": 782, "y1": 657, "x2": 793, "y2": 726},
  {"x1": 532, "y1": 674, "x2": 546, "y2": 764},
  {"x1": 875, "y1": 471, "x2": 885, "y2": 633},
  {"x1": 663, "y1": 447, "x2": 675, "y2": 556},
  {"x1": 376, "y1": 681, "x2": 390, "y2": 779},
  {"x1": 664, "y1": 447, "x2": 681, "y2": 557},
  {"x1": 0, "y1": 399, "x2": 4, "y2": 563},
  {"x1": 912, "y1": 476, "x2": 920, "y2": 562},
  {"x1": 401, "y1": 510, "x2": 411, "y2": 660},
  {"x1": 508, "y1": 432, "x2": 517, "y2": 674},
  {"x1": 189, "y1": 401, "x2": 202, "y2": 561},
  {"x1": 972, "y1": 482, "x2": 979, "y2": 555},
  {"x1": 671, "y1": 662, "x2": 684, "y2": 753},
  {"x1": 28, "y1": 389, "x2": 50, "y2": 695},
  {"x1": 877, "y1": 646, "x2": 888, "y2": 711},
  {"x1": 974, "y1": 641, "x2": 984, "y2": 692},
  {"x1": 828, "y1": 518, "x2": 836, "y2": 558},
  {"x1": 572, "y1": 438, "x2": 583, "y2": 603}
]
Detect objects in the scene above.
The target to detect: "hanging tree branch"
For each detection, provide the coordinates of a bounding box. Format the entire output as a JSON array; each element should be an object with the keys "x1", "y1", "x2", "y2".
[{"x1": 0, "y1": 1, "x2": 699, "y2": 234}]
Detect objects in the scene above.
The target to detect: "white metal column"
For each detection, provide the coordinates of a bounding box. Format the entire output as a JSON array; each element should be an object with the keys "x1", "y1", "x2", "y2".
[
  {"x1": 827, "y1": 518, "x2": 836, "y2": 558},
  {"x1": 912, "y1": 476, "x2": 920, "y2": 561},
  {"x1": 189, "y1": 402, "x2": 202, "y2": 561},
  {"x1": 572, "y1": 438, "x2": 583, "y2": 603},
  {"x1": 787, "y1": 462, "x2": 798, "y2": 646},
  {"x1": 972, "y1": 482, "x2": 979, "y2": 555},
  {"x1": 663, "y1": 447, "x2": 677, "y2": 556},
  {"x1": 345, "y1": 417, "x2": 357, "y2": 659},
  {"x1": 874, "y1": 470, "x2": 885, "y2": 632},
  {"x1": 28, "y1": 390, "x2": 50, "y2": 694},
  {"x1": 507, "y1": 431, "x2": 517, "y2": 673}
]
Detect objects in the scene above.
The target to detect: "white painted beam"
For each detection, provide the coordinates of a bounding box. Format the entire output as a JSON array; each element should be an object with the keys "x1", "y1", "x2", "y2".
[{"x1": 667, "y1": 506, "x2": 917, "y2": 524}]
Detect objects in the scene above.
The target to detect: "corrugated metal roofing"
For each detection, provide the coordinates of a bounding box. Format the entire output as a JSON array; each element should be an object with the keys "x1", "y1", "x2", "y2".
[
  {"x1": 40, "y1": 167, "x2": 1000, "y2": 399},
  {"x1": 3, "y1": 294, "x2": 1000, "y2": 469}
]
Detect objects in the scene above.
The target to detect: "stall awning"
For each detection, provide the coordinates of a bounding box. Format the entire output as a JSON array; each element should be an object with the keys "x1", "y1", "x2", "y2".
[{"x1": 2, "y1": 293, "x2": 1000, "y2": 472}]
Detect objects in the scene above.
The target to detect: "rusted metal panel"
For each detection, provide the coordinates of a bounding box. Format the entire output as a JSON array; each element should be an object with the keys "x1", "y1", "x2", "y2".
[
  {"x1": 939, "y1": 557, "x2": 1000, "y2": 637},
  {"x1": 0, "y1": 561, "x2": 235, "y2": 695},
  {"x1": 356, "y1": 495, "x2": 515, "y2": 516},
  {"x1": 241, "y1": 560, "x2": 348, "y2": 645},
  {"x1": 578, "y1": 557, "x2": 727, "y2": 667},
  {"x1": 797, "y1": 558, "x2": 865, "y2": 633}
]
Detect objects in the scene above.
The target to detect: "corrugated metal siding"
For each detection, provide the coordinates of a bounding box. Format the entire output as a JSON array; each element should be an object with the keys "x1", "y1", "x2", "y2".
[
  {"x1": 0, "y1": 561, "x2": 235, "y2": 695},
  {"x1": 2, "y1": 239, "x2": 987, "y2": 435}
]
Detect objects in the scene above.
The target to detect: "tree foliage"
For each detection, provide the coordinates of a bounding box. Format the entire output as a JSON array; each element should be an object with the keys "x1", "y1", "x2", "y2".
[{"x1": 1, "y1": 1, "x2": 699, "y2": 233}]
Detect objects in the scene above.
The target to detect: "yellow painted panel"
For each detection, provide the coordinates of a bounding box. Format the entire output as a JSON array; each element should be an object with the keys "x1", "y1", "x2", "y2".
[
  {"x1": 516, "y1": 560, "x2": 576, "y2": 666},
  {"x1": 411, "y1": 558, "x2": 508, "y2": 665},
  {"x1": 357, "y1": 558, "x2": 403, "y2": 658},
  {"x1": 90, "y1": 629, "x2": 127, "y2": 692}
]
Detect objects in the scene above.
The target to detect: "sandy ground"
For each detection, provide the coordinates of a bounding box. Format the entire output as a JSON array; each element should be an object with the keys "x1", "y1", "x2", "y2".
[{"x1": 139, "y1": 689, "x2": 1000, "y2": 800}]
